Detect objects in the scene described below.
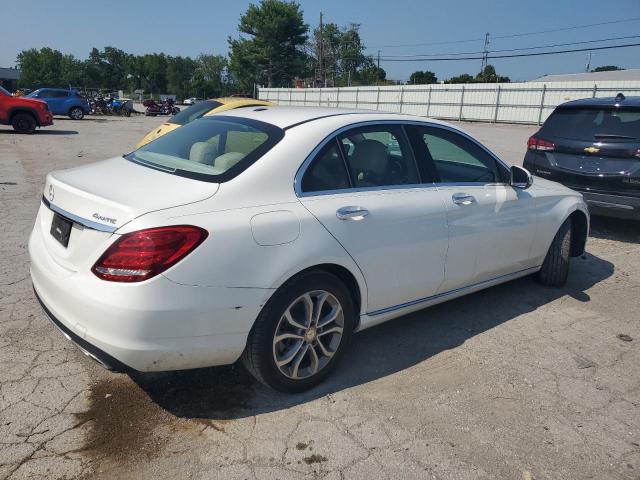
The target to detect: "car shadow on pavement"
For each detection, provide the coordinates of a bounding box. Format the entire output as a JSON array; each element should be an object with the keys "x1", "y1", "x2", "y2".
[
  {"x1": 589, "y1": 216, "x2": 639, "y2": 244},
  {"x1": 0, "y1": 129, "x2": 79, "y2": 135},
  {"x1": 130, "y1": 250, "x2": 614, "y2": 421}
]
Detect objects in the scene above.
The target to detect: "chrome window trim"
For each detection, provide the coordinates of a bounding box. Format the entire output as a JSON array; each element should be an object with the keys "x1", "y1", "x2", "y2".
[
  {"x1": 42, "y1": 197, "x2": 118, "y2": 233},
  {"x1": 294, "y1": 119, "x2": 511, "y2": 198}
]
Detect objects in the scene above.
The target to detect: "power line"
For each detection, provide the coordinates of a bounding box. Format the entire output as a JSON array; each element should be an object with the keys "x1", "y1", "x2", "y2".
[
  {"x1": 366, "y1": 16, "x2": 640, "y2": 50},
  {"x1": 380, "y1": 34, "x2": 640, "y2": 58},
  {"x1": 377, "y1": 42, "x2": 640, "y2": 62}
]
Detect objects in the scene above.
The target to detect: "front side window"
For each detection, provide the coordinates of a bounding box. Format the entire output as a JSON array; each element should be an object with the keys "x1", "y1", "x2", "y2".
[
  {"x1": 168, "y1": 100, "x2": 223, "y2": 126},
  {"x1": 0, "y1": 86, "x2": 9, "y2": 96},
  {"x1": 415, "y1": 127, "x2": 502, "y2": 183},
  {"x1": 339, "y1": 127, "x2": 420, "y2": 188},
  {"x1": 126, "y1": 116, "x2": 283, "y2": 182}
]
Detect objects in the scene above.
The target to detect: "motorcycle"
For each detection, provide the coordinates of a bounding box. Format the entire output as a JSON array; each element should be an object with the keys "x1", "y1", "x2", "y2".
[{"x1": 143, "y1": 98, "x2": 180, "y2": 116}]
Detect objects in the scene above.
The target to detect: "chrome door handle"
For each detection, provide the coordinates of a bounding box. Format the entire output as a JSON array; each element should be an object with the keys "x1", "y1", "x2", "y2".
[
  {"x1": 452, "y1": 193, "x2": 476, "y2": 206},
  {"x1": 336, "y1": 206, "x2": 369, "y2": 221}
]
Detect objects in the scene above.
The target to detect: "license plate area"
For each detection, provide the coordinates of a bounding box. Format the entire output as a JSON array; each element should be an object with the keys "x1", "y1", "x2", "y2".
[{"x1": 50, "y1": 213, "x2": 72, "y2": 247}]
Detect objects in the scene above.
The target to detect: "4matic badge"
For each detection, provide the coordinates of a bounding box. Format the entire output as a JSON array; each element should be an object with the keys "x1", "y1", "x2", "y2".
[{"x1": 92, "y1": 213, "x2": 117, "y2": 225}]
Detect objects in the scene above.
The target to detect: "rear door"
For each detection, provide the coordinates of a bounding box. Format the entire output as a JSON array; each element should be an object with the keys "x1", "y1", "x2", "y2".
[
  {"x1": 408, "y1": 125, "x2": 538, "y2": 290},
  {"x1": 298, "y1": 124, "x2": 448, "y2": 314},
  {"x1": 530, "y1": 106, "x2": 640, "y2": 196}
]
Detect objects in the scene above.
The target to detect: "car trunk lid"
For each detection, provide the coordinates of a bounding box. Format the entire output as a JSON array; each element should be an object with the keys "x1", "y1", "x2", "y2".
[{"x1": 40, "y1": 156, "x2": 218, "y2": 271}]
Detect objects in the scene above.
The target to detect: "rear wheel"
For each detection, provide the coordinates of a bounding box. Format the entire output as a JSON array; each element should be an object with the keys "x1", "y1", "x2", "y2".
[
  {"x1": 242, "y1": 271, "x2": 355, "y2": 392},
  {"x1": 69, "y1": 107, "x2": 84, "y2": 120},
  {"x1": 537, "y1": 219, "x2": 572, "y2": 287},
  {"x1": 11, "y1": 113, "x2": 36, "y2": 134}
]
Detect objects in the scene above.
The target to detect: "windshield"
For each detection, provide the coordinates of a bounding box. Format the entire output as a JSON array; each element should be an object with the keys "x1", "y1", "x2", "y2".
[
  {"x1": 168, "y1": 100, "x2": 223, "y2": 126},
  {"x1": 126, "y1": 116, "x2": 284, "y2": 182},
  {"x1": 542, "y1": 106, "x2": 640, "y2": 141},
  {"x1": 0, "y1": 86, "x2": 10, "y2": 96},
  {"x1": 26, "y1": 89, "x2": 42, "y2": 98}
]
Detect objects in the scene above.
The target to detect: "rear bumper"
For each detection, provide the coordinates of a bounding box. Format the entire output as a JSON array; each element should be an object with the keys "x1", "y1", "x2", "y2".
[
  {"x1": 579, "y1": 190, "x2": 640, "y2": 220},
  {"x1": 29, "y1": 219, "x2": 272, "y2": 371}
]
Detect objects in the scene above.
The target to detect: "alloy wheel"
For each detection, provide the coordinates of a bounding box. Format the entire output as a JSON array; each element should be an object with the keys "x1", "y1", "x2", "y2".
[{"x1": 272, "y1": 290, "x2": 344, "y2": 380}]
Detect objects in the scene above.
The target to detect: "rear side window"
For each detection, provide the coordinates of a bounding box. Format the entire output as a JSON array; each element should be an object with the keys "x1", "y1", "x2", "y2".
[
  {"x1": 338, "y1": 126, "x2": 420, "y2": 188},
  {"x1": 169, "y1": 100, "x2": 223, "y2": 126},
  {"x1": 301, "y1": 141, "x2": 350, "y2": 193},
  {"x1": 541, "y1": 107, "x2": 640, "y2": 141},
  {"x1": 126, "y1": 116, "x2": 284, "y2": 182}
]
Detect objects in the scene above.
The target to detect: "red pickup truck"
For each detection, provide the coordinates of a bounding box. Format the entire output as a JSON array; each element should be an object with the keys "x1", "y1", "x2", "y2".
[{"x1": 0, "y1": 86, "x2": 53, "y2": 133}]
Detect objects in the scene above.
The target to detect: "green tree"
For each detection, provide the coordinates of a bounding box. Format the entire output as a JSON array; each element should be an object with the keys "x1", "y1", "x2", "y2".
[
  {"x1": 409, "y1": 70, "x2": 438, "y2": 84},
  {"x1": 228, "y1": 0, "x2": 309, "y2": 89},
  {"x1": 591, "y1": 65, "x2": 623, "y2": 72},
  {"x1": 446, "y1": 73, "x2": 475, "y2": 84},
  {"x1": 475, "y1": 65, "x2": 510, "y2": 83},
  {"x1": 16, "y1": 48, "x2": 83, "y2": 89},
  {"x1": 192, "y1": 54, "x2": 229, "y2": 98}
]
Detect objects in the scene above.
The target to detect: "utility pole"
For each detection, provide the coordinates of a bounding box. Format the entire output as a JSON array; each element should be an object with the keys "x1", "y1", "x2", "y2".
[
  {"x1": 319, "y1": 12, "x2": 324, "y2": 88},
  {"x1": 377, "y1": 50, "x2": 381, "y2": 85},
  {"x1": 585, "y1": 52, "x2": 592, "y2": 72},
  {"x1": 481, "y1": 32, "x2": 490, "y2": 71}
]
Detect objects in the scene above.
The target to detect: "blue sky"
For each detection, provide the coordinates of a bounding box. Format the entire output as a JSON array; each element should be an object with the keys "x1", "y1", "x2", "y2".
[{"x1": 2, "y1": 0, "x2": 640, "y2": 82}]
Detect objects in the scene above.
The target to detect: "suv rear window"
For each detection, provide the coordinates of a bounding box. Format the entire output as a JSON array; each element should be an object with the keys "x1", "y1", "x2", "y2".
[
  {"x1": 169, "y1": 100, "x2": 223, "y2": 126},
  {"x1": 541, "y1": 106, "x2": 640, "y2": 141},
  {"x1": 126, "y1": 116, "x2": 284, "y2": 182}
]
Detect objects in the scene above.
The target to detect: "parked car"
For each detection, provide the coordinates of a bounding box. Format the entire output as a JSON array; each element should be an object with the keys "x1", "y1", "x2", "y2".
[
  {"x1": 30, "y1": 107, "x2": 589, "y2": 392},
  {"x1": 135, "y1": 97, "x2": 273, "y2": 148},
  {"x1": 27, "y1": 88, "x2": 90, "y2": 120},
  {"x1": 183, "y1": 97, "x2": 202, "y2": 105},
  {"x1": 0, "y1": 85, "x2": 53, "y2": 133},
  {"x1": 524, "y1": 93, "x2": 640, "y2": 220}
]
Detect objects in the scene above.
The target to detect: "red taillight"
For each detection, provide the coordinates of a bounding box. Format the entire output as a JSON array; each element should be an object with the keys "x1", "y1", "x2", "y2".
[
  {"x1": 527, "y1": 136, "x2": 555, "y2": 152},
  {"x1": 92, "y1": 226, "x2": 208, "y2": 282}
]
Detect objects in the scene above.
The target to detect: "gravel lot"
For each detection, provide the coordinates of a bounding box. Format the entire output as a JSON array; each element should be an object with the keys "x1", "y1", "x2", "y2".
[{"x1": 1, "y1": 112, "x2": 639, "y2": 480}]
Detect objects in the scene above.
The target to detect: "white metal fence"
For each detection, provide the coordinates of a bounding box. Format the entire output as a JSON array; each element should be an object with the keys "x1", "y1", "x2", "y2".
[{"x1": 259, "y1": 80, "x2": 640, "y2": 125}]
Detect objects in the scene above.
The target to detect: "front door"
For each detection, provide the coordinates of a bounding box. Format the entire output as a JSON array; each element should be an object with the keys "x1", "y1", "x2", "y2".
[
  {"x1": 297, "y1": 124, "x2": 448, "y2": 314},
  {"x1": 408, "y1": 125, "x2": 538, "y2": 291}
]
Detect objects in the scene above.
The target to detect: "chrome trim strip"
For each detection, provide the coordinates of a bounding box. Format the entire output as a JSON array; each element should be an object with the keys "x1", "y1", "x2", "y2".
[
  {"x1": 586, "y1": 200, "x2": 634, "y2": 211},
  {"x1": 368, "y1": 266, "x2": 540, "y2": 316},
  {"x1": 42, "y1": 197, "x2": 118, "y2": 233},
  {"x1": 294, "y1": 119, "x2": 511, "y2": 198}
]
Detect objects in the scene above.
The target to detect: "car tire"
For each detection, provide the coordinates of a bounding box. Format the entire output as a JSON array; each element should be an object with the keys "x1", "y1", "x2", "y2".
[
  {"x1": 537, "y1": 219, "x2": 572, "y2": 287},
  {"x1": 69, "y1": 107, "x2": 84, "y2": 120},
  {"x1": 242, "y1": 270, "x2": 355, "y2": 393},
  {"x1": 11, "y1": 113, "x2": 36, "y2": 134}
]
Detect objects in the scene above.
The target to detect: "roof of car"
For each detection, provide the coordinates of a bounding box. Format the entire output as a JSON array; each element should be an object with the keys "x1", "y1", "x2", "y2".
[
  {"x1": 559, "y1": 95, "x2": 640, "y2": 108},
  {"x1": 215, "y1": 105, "x2": 453, "y2": 130}
]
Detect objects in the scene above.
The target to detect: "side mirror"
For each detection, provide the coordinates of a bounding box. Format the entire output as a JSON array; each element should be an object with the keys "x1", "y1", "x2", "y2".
[{"x1": 510, "y1": 165, "x2": 533, "y2": 189}]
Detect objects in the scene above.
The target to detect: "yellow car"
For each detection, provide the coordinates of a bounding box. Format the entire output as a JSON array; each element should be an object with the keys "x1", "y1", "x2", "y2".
[{"x1": 136, "y1": 97, "x2": 273, "y2": 148}]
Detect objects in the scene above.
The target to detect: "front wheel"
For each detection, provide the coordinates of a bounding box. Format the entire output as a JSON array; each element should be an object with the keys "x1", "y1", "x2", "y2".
[
  {"x1": 69, "y1": 107, "x2": 84, "y2": 120},
  {"x1": 537, "y1": 219, "x2": 572, "y2": 287},
  {"x1": 11, "y1": 113, "x2": 36, "y2": 133},
  {"x1": 242, "y1": 271, "x2": 355, "y2": 392}
]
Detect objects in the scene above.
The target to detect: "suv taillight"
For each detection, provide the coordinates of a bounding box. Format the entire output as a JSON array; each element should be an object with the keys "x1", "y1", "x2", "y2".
[
  {"x1": 92, "y1": 226, "x2": 208, "y2": 282},
  {"x1": 527, "y1": 136, "x2": 555, "y2": 152}
]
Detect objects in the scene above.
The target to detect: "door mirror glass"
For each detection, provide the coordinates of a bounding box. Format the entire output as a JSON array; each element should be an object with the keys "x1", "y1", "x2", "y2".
[{"x1": 510, "y1": 165, "x2": 533, "y2": 189}]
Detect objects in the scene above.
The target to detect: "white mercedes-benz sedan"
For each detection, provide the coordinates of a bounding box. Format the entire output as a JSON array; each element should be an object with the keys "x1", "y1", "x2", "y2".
[{"x1": 29, "y1": 107, "x2": 589, "y2": 392}]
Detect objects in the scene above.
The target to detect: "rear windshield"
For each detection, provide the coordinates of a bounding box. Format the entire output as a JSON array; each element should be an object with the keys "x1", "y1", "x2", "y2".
[
  {"x1": 541, "y1": 106, "x2": 640, "y2": 141},
  {"x1": 168, "y1": 100, "x2": 223, "y2": 126},
  {"x1": 125, "y1": 116, "x2": 284, "y2": 182}
]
